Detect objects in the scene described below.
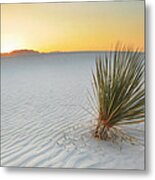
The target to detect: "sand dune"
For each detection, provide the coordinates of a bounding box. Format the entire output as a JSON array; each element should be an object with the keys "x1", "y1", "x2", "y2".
[{"x1": 1, "y1": 52, "x2": 144, "y2": 169}]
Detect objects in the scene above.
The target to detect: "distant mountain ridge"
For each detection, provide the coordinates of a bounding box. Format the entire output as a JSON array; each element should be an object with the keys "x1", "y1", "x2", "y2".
[
  {"x1": 1, "y1": 49, "x2": 104, "y2": 57},
  {"x1": 1, "y1": 49, "x2": 144, "y2": 58},
  {"x1": 1, "y1": 49, "x2": 40, "y2": 57}
]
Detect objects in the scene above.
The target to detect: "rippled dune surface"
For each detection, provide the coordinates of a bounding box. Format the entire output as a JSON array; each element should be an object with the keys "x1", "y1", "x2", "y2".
[{"x1": 1, "y1": 52, "x2": 144, "y2": 169}]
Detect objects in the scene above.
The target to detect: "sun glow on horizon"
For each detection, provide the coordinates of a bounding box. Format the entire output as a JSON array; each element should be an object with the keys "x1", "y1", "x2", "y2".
[
  {"x1": 1, "y1": 39, "x2": 24, "y2": 53},
  {"x1": 1, "y1": 1, "x2": 144, "y2": 54}
]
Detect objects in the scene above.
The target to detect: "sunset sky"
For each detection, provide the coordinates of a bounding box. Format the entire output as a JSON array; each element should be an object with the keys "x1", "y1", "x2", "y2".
[{"x1": 1, "y1": 1, "x2": 144, "y2": 53}]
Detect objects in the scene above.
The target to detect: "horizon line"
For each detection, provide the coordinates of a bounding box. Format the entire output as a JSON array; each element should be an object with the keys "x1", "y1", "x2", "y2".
[{"x1": 1, "y1": 48, "x2": 144, "y2": 55}]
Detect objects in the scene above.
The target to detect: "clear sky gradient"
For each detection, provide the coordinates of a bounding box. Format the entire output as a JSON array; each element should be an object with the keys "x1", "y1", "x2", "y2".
[{"x1": 1, "y1": 1, "x2": 144, "y2": 53}]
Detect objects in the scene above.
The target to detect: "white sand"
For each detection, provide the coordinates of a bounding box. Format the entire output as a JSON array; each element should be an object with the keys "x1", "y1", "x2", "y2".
[{"x1": 1, "y1": 52, "x2": 144, "y2": 169}]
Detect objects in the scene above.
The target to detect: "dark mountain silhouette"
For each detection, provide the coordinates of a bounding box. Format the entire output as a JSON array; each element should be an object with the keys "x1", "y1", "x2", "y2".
[{"x1": 1, "y1": 49, "x2": 40, "y2": 57}]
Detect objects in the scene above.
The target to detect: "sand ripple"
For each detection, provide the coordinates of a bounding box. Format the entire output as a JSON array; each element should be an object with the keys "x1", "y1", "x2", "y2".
[{"x1": 1, "y1": 53, "x2": 144, "y2": 169}]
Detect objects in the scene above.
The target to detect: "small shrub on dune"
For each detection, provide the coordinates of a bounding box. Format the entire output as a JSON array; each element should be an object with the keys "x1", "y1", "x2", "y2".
[{"x1": 89, "y1": 45, "x2": 145, "y2": 143}]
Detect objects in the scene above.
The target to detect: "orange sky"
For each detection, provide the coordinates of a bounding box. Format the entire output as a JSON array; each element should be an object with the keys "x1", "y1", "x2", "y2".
[{"x1": 1, "y1": 1, "x2": 144, "y2": 53}]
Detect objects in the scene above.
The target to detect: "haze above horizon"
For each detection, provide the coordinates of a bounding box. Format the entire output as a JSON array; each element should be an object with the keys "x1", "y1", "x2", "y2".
[{"x1": 1, "y1": 1, "x2": 144, "y2": 53}]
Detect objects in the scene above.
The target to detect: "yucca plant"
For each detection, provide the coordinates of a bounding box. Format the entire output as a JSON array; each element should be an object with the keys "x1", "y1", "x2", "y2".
[{"x1": 89, "y1": 46, "x2": 145, "y2": 143}]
